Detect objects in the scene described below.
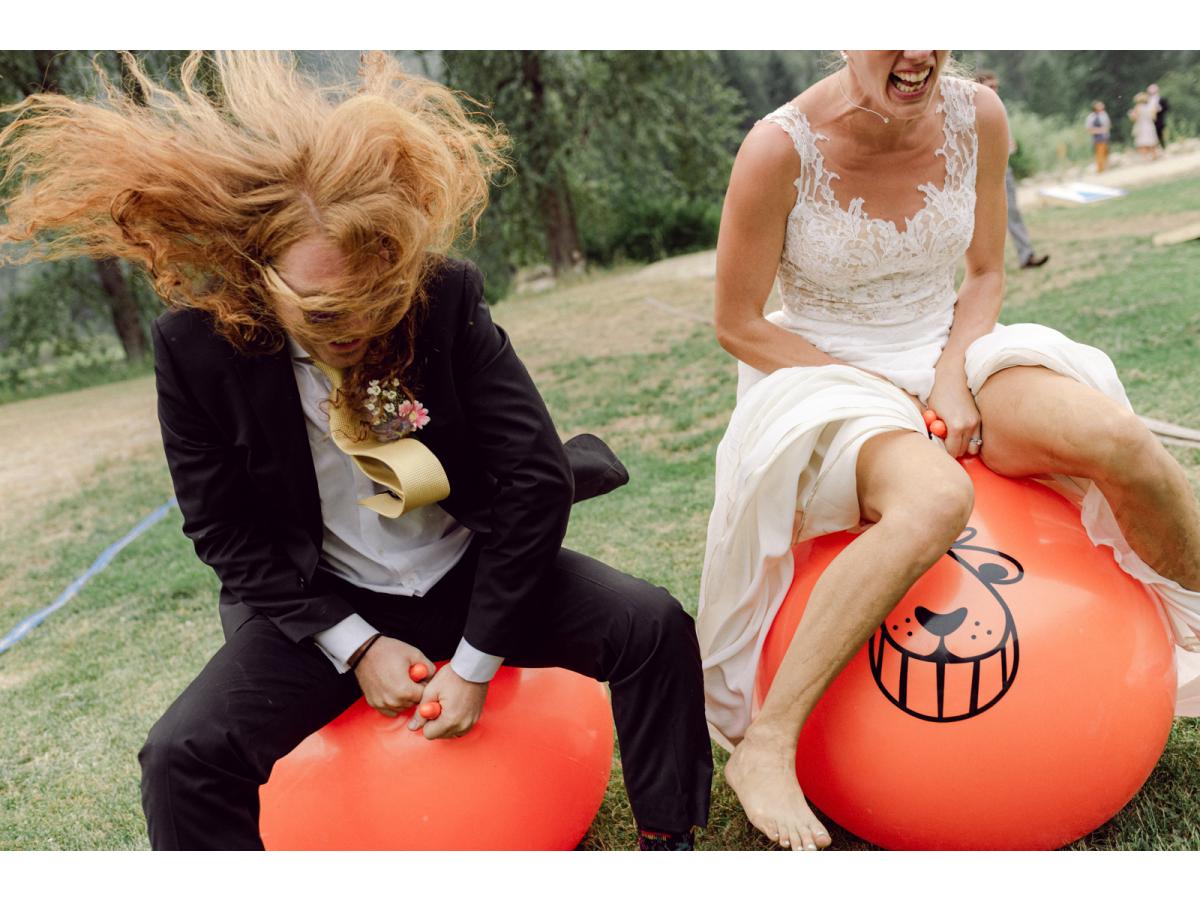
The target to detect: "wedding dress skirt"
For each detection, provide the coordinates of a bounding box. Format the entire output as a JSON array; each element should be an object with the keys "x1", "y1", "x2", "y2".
[{"x1": 699, "y1": 311, "x2": 1200, "y2": 749}]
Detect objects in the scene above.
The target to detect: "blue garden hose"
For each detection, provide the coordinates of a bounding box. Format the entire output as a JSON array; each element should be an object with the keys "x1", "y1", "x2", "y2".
[{"x1": 0, "y1": 497, "x2": 178, "y2": 655}]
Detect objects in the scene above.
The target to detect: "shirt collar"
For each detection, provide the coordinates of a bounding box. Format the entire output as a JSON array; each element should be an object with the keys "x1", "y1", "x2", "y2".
[{"x1": 287, "y1": 335, "x2": 310, "y2": 361}]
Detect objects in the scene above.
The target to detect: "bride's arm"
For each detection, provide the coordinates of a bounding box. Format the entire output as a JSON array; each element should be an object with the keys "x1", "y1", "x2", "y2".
[
  {"x1": 713, "y1": 121, "x2": 845, "y2": 374},
  {"x1": 928, "y1": 84, "x2": 1010, "y2": 457}
]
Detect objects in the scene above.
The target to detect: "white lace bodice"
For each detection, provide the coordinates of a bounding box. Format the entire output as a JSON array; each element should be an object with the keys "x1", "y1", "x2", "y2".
[{"x1": 763, "y1": 77, "x2": 979, "y2": 328}]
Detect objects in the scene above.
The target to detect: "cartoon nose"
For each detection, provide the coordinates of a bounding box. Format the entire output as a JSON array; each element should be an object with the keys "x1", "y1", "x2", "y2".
[{"x1": 914, "y1": 605, "x2": 968, "y2": 637}]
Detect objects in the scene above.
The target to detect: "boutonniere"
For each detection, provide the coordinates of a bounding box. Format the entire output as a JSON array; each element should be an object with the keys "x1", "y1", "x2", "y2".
[{"x1": 365, "y1": 378, "x2": 431, "y2": 441}]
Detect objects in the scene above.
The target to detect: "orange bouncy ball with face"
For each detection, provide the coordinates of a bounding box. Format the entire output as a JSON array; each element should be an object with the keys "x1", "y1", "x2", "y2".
[
  {"x1": 259, "y1": 666, "x2": 613, "y2": 849},
  {"x1": 757, "y1": 459, "x2": 1177, "y2": 850}
]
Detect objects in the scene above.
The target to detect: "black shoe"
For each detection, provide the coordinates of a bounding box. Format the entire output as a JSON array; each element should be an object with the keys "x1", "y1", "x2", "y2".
[
  {"x1": 637, "y1": 829, "x2": 695, "y2": 850},
  {"x1": 1021, "y1": 254, "x2": 1049, "y2": 269}
]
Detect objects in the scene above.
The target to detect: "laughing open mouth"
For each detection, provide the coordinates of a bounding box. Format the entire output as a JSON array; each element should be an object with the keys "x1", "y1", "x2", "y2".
[{"x1": 889, "y1": 68, "x2": 933, "y2": 95}]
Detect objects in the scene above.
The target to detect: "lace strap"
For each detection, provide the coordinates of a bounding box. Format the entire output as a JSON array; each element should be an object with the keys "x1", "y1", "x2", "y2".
[
  {"x1": 934, "y1": 77, "x2": 979, "y2": 191},
  {"x1": 760, "y1": 104, "x2": 832, "y2": 203},
  {"x1": 936, "y1": 77, "x2": 978, "y2": 133},
  {"x1": 762, "y1": 103, "x2": 812, "y2": 156}
]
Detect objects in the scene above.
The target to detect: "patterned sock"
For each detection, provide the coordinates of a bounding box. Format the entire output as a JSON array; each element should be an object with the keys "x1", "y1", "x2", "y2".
[{"x1": 637, "y1": 828, "x2": 695, "y2": 851}]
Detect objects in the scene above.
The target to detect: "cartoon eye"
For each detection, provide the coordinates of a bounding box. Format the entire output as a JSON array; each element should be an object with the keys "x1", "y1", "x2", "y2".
[{"x1": 977, "y1": 561, "x2": 1022, "y2": 584}]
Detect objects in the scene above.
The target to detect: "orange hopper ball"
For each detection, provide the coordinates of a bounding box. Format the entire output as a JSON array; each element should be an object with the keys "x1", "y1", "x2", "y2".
[
  {"x1": 756, "y1": 458, "x2": 1176, "y2": 850},
  {"x1": 418, "y1": 700, "x2": 442, "y2": 720},
  {"x1": 260, "y1": 665, "x2": 614, "y2": 849},
  {"x1": 929, "y1": 418, "x2": 948, "y2": 439},
  {"x1": 922, "y1": 408, "x2": 939, "y2": 426}
]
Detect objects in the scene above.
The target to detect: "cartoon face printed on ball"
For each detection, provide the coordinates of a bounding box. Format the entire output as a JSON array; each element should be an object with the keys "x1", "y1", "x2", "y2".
[{"x1": 869, "y1": 528, "x2": 1022, "y2": 722}]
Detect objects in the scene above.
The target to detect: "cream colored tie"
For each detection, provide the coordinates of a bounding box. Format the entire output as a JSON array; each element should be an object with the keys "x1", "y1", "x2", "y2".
[{"x1": 310, "y1": 359, "x2": 450, "y2": 518}]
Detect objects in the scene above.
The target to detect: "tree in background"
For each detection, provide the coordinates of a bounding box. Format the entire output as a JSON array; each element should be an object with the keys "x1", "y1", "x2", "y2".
[
  {"x1": 718, "y1": 50, "x2": 828, "y2": 133},
  {"x1": 0, "y1": 51, "x2": 194, "y2": 366},
  {"x1": 442, "y1": 51, "x2": 745, "y2": 291}
]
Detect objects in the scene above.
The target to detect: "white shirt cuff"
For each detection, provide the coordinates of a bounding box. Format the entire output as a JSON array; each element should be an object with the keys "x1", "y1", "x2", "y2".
[
  {"x1": 449, "y1": 638, "x2": 504, "y2": 683},
  {"x1": 313, "y1": 614, "x2": 379, "y2": 674}
]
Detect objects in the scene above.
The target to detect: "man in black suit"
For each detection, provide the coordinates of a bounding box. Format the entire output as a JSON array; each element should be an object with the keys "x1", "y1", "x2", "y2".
[
  {"x1": 0, "y1": 50, "x2": 711, "y2": 851},
  {"x1": 140, "y1": 233, "x2": 713, "y2": 850}
]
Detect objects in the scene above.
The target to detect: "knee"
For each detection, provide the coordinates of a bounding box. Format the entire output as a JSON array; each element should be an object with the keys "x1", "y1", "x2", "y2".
[
  {"x1": 139, "y1": 715, "x2": 183, "y2": 798},
  {"x1": 139, "y1": 707, "x2": 226, "y2": 795},
  {"x1": 881, "y1": 466, "x2": 975, "y2": 562},
  {"x1": 619, "y1": 586, "x2": 699, "y2": 669}
]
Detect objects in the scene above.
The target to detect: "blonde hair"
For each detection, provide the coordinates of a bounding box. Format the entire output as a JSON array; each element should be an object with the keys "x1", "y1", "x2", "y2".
[{"x1": 0, "y1": 51, "x2": 509, "y2": 426}]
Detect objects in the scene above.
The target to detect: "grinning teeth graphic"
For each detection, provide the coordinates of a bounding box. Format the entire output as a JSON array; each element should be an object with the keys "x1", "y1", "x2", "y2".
[{"x1": 869, "y1": 529, "x2": 1023, "y2": 723}]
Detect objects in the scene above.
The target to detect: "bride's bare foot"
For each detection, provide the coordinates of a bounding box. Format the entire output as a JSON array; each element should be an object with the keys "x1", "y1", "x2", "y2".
[{"x1": 725, "y1": 731, "x2": 832, "y2": 851}]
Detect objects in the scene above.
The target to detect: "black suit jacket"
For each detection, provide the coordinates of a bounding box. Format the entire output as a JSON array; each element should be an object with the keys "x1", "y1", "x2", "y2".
[{"x1": 153, "y1": 258, "x2": 626, "y2": 657}]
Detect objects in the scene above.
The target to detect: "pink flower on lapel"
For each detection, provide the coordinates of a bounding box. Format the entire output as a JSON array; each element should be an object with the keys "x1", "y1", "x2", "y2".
[{"x1": 365, "y1": 379, "x2": 431, "y2": 441}]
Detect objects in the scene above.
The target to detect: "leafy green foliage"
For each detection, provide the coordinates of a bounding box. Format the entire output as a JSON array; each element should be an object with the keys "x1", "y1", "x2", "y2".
[
  {"x1": 443, "y1": 51, "x2": 745, "y2": 289},
  {"x1": 0, "y1": 259, "x2": 159, "y2": 401},
  {"x1": 1007, "y1": 106, "x2": 1096, "y2": 179}
]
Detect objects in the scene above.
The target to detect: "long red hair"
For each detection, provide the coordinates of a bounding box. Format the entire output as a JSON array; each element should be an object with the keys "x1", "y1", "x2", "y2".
[{"x1": 0, "y1": 51, "x2": 509, "y2": 427}]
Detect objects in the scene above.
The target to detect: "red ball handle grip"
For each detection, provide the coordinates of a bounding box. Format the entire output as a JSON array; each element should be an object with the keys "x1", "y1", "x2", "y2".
[
  {"x1": 408, "y1": 663, "x2": 440, "y2": 719},
  {"x1": 418, "y1": 701, "x2": 442, "y2": 720},
  {"x1": 923, "y1": 407, "x2": 948, "y2": 439}
]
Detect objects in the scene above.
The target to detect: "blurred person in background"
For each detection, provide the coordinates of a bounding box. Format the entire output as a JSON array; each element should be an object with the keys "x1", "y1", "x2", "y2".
[
  {"x1": 1086, "y1": 100, "x2": 1111, "y2": 173},
  {"x1": 1130, "y1": 91, "x2": 1161, "y2": 161},
  {"x1": 1148, "y1": 83, "x2": 1170, "y2": 149},
  {"x1": 975, "y1": 70, "x2": 1048, "y2": 269}
]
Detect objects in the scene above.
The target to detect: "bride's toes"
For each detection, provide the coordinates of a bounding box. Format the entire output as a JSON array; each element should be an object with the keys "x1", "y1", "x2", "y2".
[{"x1": 813, "y1": 827, "x2": 832, "y2": 849}]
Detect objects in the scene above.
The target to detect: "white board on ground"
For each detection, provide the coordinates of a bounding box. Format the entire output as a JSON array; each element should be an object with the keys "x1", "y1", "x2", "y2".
[{"x1": 1037, "y1": 182, "x2": 1127, "y2": 205}]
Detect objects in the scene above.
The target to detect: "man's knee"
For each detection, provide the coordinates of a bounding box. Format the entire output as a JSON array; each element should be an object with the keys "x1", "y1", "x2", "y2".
[
  {"x1": 139, "y1": 707, "x2": 206, "y2": 797},
  {"x1": 620, "y1": 584, "x2": 699, "y2": 666},
  {"x1": 139, "y1": 694, "x2": 247, "y2": 799}
]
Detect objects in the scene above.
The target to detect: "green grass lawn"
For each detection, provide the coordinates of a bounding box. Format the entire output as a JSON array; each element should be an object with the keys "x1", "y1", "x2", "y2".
[{"x1": 2, "y1": 177, "x2": 1199, "y2": 850}]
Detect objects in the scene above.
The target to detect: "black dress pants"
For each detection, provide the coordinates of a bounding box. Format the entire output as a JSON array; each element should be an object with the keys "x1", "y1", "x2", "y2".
[{"x1": 138, "y1": 543, "x2": 713, "y2": 849}]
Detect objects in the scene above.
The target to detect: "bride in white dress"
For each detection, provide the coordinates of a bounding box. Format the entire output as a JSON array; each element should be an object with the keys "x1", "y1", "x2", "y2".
[{"x1": 698, "y1": 50, "x2": 1200, "y2": 851}]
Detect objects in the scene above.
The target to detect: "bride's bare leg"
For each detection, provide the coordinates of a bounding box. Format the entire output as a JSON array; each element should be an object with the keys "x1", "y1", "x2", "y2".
[
  {"x1": 976, "y1": 365, "x2": 1200, "y2": 590},
  {"x1": 725, "y1": 430, "x2": 974, "y2": 850}
]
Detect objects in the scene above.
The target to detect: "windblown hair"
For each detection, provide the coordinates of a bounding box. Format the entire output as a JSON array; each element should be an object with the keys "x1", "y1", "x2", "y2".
[{"x1": 0, "y1": 51, "x2": 509, "y2": 430}]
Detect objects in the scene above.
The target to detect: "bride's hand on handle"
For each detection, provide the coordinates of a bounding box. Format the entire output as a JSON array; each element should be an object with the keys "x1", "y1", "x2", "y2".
[{"x1": 927, "y1": 366, "x2": 982, "y2": 459}]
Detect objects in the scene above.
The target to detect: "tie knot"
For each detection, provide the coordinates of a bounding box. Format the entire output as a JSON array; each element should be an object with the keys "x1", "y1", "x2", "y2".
[{"x1": 309, "y1": 357, "x2": 344, "y2": 390}]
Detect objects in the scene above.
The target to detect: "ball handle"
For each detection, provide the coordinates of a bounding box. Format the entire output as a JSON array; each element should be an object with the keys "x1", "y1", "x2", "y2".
[
  {"x1": 923, "y1": 406, "x2": 948, "y2": 439},
  {"x1": 418, "y1": 701, "x2": 443, "y2": 720},
  {"x1": 408, "y1": 663, "x2": 441, "y2": 720}
]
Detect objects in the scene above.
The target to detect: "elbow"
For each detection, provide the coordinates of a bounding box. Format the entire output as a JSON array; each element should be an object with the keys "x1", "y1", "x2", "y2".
[
  {"x1": 714, "y1": 320, "x2": 737, "y2": 355},
  {"x1": 713, "y1": 311, "x2": 750, "y2": 358}
]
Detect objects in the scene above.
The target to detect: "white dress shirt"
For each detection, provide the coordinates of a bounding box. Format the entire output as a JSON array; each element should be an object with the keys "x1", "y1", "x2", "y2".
[{"x1": 289, "y1": 339, "x2": 503, "y2": 682}]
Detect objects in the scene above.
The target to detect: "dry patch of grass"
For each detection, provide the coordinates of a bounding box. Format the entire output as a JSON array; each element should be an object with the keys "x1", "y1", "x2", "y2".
[{"x1": 0, "y1": 375, "x2": 162, "y2": 541}]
